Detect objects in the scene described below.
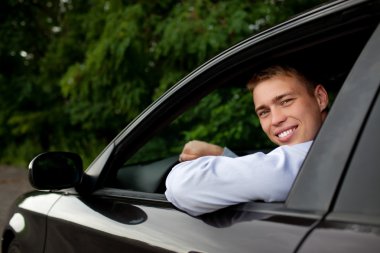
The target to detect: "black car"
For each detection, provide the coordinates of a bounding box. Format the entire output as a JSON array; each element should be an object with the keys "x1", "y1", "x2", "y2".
[{"x1": 2, "y1": 0, "x2": 380, "y2": 252}]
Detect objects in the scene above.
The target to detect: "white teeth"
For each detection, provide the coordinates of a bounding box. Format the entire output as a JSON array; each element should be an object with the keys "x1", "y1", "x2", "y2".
[{"x1": 278, "y1": 128, "x2": 294, "y2": 138}]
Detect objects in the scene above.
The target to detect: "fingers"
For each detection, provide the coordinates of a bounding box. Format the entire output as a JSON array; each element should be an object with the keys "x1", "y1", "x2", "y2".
[{"x1": 179, "y1": 153, "x2": 198, "y2": 162}]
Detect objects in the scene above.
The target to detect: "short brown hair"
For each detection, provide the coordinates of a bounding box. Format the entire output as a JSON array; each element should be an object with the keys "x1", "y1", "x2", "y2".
[{"x1": 247, "y1": 65, "x2": 317, "y2": 96}]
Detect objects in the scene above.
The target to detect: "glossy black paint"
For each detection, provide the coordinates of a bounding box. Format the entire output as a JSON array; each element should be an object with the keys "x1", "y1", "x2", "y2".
[
  {"x1": 2, "y1": 192, "x2": 61, "y2": 253},
  {"x1": 10, "y1": 191, "x2": 320, "y2": 253},
  {"x1": 29, "y1": 152, "x2": 83, "y2": 190},
  {"x1": 299, "y1": 221, "x2": 380, "y2": 253}
]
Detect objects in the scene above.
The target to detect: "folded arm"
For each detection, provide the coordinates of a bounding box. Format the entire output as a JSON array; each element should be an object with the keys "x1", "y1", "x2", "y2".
[{"x1": 165, "y1": 142, "x2": 312, "y2": 216}]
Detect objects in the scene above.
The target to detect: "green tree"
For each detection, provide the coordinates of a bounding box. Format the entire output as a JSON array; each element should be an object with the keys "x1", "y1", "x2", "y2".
[{"x1": 0, "y1": 0, "x2": 326, "y2": 167}]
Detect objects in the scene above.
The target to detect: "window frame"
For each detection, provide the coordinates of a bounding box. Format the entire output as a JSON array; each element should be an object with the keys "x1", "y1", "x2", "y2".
[{"x1": 80, "y1": 1, "x2": 380, "y2": 214}]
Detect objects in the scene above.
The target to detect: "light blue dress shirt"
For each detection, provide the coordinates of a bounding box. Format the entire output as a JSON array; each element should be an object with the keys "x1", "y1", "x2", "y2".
[{"x1": 165, "y1": 141, "x2": 312, "y2": 216}]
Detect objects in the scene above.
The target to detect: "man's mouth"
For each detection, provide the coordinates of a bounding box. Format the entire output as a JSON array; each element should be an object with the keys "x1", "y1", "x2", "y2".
[{"x1": 276, "y1": 127, "x2": 297, "y2": 139}]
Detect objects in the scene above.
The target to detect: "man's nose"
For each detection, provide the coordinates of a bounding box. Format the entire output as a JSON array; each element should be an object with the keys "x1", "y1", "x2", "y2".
[{"x1": 271, "y1": 108, "x2": 286, "y2": 126}]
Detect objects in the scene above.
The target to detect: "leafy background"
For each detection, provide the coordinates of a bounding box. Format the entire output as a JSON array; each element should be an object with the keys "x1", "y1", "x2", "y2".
[{"x1": 0, "y1": 0, "x2": 326, "y2": 167}]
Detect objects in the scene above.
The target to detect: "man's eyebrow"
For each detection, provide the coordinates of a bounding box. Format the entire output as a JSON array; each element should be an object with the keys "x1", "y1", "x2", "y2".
[
  {"x1": 255, "y1": 105, "x2": 267, "y2": 114},
  {"x1": 273, "y1": 92, "x2": 295, "y2": 103},
  {"x1": 255, "y1": 92, "x2": 296, "y2": 113}
]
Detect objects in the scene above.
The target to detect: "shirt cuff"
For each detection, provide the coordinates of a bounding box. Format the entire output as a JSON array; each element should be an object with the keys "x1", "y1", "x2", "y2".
[{"x1": 222, "y1": 147, "x2": 238, "y2": 158}]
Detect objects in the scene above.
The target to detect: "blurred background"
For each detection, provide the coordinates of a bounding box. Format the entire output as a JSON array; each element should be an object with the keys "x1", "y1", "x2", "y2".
[{"x1": 0, "y1": 0, "x2": 326, "y2": 169}]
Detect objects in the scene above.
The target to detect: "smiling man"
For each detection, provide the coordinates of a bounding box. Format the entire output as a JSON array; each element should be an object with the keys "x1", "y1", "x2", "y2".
[
  {"x1": 251, "y1": 66, "x2": 328, "y2": 146},
  {"x1": 165, "y1": 65, "x2": 329, "y2": 216}
]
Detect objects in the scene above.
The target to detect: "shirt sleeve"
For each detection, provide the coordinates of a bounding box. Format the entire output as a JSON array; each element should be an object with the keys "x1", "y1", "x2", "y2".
[{"x1": 165, "y1": 141, "x2": 312, "y2": 216}]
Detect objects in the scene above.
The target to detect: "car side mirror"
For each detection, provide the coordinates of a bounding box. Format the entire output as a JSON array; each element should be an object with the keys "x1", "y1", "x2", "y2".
[{"x1": 29, "y1": 152, "x2": 83, "y2": 190}]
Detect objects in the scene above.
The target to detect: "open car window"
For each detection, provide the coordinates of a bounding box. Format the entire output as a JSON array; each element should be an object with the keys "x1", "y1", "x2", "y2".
[
  {"x1": 105, "y1": 59, "x2": 351, "y2": 195},
  {"x1": 100, "y1": 6, "x2": 378, "y2": 197}
]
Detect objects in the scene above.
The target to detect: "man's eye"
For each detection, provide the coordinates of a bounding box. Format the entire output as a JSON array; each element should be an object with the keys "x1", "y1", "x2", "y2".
[
  {"x1": 258, "y1": 111, "x2": 269, "y2": 117},
  {"x1": 281, "y1": 99, "x2": 293, "y2": 106}
]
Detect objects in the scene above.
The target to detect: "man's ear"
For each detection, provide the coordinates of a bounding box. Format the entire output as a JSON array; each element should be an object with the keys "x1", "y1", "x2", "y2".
[{"x1": 314, "y1": 84, "x2": 329, "y2": 111}]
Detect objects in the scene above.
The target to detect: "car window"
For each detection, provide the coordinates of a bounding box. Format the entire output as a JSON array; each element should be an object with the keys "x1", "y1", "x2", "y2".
[
  {"x1": 111, "y1": 86, "x2": 275, "y2": 193},
  {"x1": 330, "y1": 89, "x2": 380, "y2": 224},
  {"x1": 108, "y1": 64, "x2": 350, "y2": 194},
  {"x1": 101, "y1": 8, "x2": 378, "y2": 195}
]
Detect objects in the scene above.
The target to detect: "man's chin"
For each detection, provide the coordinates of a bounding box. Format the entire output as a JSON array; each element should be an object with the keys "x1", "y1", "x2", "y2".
[
  {"x1": 273, "y1": 139, "x2": 296, "y2": 146},
  {"x1": 270, "y1": 136, "x2": 299, "y2": 146}
]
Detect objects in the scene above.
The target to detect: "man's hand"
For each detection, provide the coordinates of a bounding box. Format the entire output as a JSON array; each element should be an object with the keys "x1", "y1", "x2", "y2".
[{"x1": 179, "y1": 140, "x2": 224, "y2": 162}]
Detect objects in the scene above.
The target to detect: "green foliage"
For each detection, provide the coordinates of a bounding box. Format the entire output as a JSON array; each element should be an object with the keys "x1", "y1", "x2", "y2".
[{"x1": 0, "y1": 0, "x2": 327, "y2": 168}]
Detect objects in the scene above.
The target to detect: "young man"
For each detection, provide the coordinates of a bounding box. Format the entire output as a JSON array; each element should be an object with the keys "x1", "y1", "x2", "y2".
[{"x1": 165, "y1": 65, "x2": 329, "y2": 216}]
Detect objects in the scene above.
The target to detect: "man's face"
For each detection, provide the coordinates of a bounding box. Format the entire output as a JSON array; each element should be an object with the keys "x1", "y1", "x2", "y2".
[{"x1": 253, "y1": 74, "x2": 328, "y2": 146}]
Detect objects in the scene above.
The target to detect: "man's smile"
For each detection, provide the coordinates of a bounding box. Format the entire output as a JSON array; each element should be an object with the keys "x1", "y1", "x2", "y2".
[{"x1": 275, "y1": 126, "x2": 298, "y2": 141}]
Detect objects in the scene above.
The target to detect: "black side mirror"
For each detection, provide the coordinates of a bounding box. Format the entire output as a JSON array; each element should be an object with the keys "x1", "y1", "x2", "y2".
[{"x1": 29, "y1": 152, "x2": 83, "y2": 190}]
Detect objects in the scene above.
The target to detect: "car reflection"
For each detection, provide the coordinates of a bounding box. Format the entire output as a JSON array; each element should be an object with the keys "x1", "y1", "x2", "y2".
[
  {"x1": 9, "y1": 213, "x2": 25, "y2": 233},
  {"x1": 200, "y1": 202, "x2": 316, "y2": 228},
  {"x1": 80, "y1": 197, "x2": 148, "y2": 225}
]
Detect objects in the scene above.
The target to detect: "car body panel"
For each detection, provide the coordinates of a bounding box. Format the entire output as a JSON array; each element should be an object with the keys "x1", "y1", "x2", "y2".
[
  {"x1": 43, "y1": 193, "x2": 318, "y2": 253},
  {"x1": 298, "y1": 223, "x2": 380, "y2": 253},
  {"x1": 2, "y1": 192, "x2": 61, "y2": 253}
]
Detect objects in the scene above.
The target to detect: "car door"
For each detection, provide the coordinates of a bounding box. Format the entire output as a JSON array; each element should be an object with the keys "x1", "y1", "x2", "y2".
[{"x1": 44, "y1": 194, "x2": 322, "y2": 252}]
